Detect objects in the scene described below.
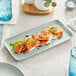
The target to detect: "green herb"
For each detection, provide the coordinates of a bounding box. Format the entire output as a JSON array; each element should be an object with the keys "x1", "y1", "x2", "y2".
[
  {"x1": 37, "y1": 47, "x2": 40, "y2": 50},
  {"x1": 32, "y1": 41, "x2": 36, "y2": 43},
  {"x1": 27, "y1": 38, "x2": 30, "y2": 41},
  {"x1": 17, "y1": 42, "x2": 22, "y2": 47},
  {"x1": 50, "y1": 27, "x2": 54, "y2": 29},
  {"x1": 52, "y1": 2, "x2": 57, "y2": 7},
  {"x1": 50, "y1": 27, "x2": 56, "y2": 33},
  {"x1": 37, "y1": 45, "x2": 42, "y2": 47},
  {"x1": 23, "y1": 52, "x2": 28, "y2": 54},
  {"x1": 45, "y1": 42, "x2": 50, "y2": 46},
  {"x1": 36, "y1": 45, "x2": 42, "y2": 50},
  {"x1": 9, "y1": 43, "x2": 14, "y2": 47}
]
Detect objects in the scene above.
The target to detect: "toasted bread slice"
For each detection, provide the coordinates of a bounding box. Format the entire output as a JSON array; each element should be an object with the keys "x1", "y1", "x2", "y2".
[{"x1": 21, "y1": 2, "x2": 54, "y2": 15}]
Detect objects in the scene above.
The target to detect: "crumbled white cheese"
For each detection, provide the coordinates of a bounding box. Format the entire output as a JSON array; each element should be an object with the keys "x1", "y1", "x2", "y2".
[{"x1": 45, "y1": 34, "x2": 53, "y2": 44}]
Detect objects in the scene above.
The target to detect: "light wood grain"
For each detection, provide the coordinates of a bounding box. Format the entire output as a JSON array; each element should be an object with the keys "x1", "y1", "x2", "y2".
[
  {"x1": 21, "y1": 2, "x2": 54, "y2": 15},
  {"x1": 0, "y1": 0, "x2": 76, "y2": 76}
]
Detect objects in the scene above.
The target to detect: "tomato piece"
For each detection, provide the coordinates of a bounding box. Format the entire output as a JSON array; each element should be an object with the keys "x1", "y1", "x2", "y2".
[
  {"x1": 26, "y1": 38, "x2": 40, "y2": 50},
  {"x1": 41, "y1": 28, "x2": 51, "y2": 35},
  {"x1": 49, "y1": 26, "x2": 63, "y2": 34},
  {"x1": 18, "y1": 44, "x2": 28, "y2": 52},
  {"x1": 56, "y1": 32, "x2": 63, "y2": 39},
  {"x1": 39, "y1": 40, "x2": 49, "y2": 45},
  {"x1": 21, "y1": 48, "x2": 28, "y2": 52},
  {"x1": 32, "y1": 33, "x2": 40, "y2": 39}
]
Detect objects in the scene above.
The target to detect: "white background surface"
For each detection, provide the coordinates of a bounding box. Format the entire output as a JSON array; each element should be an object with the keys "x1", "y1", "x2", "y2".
[{"x1": 0, "y1": 0, "x2": 76, "y2": 76}]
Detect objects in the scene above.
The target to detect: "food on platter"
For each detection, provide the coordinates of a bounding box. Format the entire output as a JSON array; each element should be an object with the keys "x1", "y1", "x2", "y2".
[
  {"x1": 9, "y1": 26, "x2": 63, "y2": 54},
  {"x1": 49, "y1": 26, "x2": 63, "y2": 39}
]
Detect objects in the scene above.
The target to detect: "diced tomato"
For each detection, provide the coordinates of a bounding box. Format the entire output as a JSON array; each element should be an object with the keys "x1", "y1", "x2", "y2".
[
  {"x1": 21, "y1": 48, "x2": 28, "y2": 52},
  {"x1": 18, "y1": 44, "x2": 28, "y2": 52},
  {"x1": 56, "y1": 32, "x2": 63, "y2": 39},
  {"x1": 32, "y1": 34, "x2": 40, "y2": 39},
  {"x1": 41, "y1": 31, "x2": 47, "y2": 35},
  {"x1": 39, "y1": 40, "x2": 48, "y2": 45},
  {"x1": 26, "y1": 38, "x2": 40, "y2": 50},
  {"x1": 41, "y1": 29, "x2": 51, "y2": 35},
  {"x1": 49, "y1": 26, "x2": 63, "y2": 34},
  {"x1": 32, "y1": 43, "x2": 36, "y2": 47}
]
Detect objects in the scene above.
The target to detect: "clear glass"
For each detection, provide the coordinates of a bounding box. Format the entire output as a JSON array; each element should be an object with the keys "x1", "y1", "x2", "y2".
[
  {"x1": 67, "y1": 9, "x2": 76, "y2": 30},
  {"x1": 0, "y1": 0, "x2": 12, "y2": 21}
]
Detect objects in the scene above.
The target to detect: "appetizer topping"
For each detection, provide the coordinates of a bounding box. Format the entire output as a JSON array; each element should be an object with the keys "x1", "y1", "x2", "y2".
[
  {"x1": 23, "y1": 52, "x2": 28, "y2": 54},
  {"x1": 26, "y1": 38, "x2": 40, "y2": 50},
  {"x1": 11, "y1": 25, "x2": 63, "y2": 54},
  {"x1": 36, "y1": 45, "x2": 43, "y2": 50},
  {"x1": 56, "y1": 27, "x2": 63, "y2": 33},
  {"x1": 14, "y1": 39, "x2": 27, "y2": 53},
  {"x1": 45, "y1": 42, "x2": 50, "y2": 46},
  {"x1": 32, "y1": 33, "x2": 40, "y2": 39},
  {"x1": 49, "y1": 26, "x2": 56, "y2": 33},
  {"x1": 49, "y1": 26, "x2": 63, "y2": 33},
  {"x1": 56, "y1": 32, "x2": 63, "y2": 39},
  {"x1": 38, "y1": 34, "x2": 50, "y2": 40},
  {"x1": 9, "y1": 43, "x2": 14, "y2": 47},
  {"x1": 41, "y1": 28, "x2": 51, "y2": 35}
]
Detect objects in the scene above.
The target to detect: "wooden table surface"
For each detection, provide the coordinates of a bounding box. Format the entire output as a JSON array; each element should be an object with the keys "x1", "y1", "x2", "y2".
[{"x1": 0, "y1": 0, "x2": 76, "y2": 76}]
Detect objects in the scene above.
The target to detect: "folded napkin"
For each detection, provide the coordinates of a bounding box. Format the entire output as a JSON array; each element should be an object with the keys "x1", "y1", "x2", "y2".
[{"x1": 0, "y1": 0, "x2": 20, "y2": 24}]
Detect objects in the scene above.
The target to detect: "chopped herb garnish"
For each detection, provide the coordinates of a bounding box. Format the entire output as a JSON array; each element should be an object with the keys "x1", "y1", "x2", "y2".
[
  {"x1": 9, "y1": 43, "x2": 14, "y2": 47},
  {"x1": 17, "y1": 42, "x2": 22, "y2": 47},
  {"x1": 38, "y1": 45, "x2": 42, "y2": 47},
  {"x1": 23, "y1": 52, "x2": 28, "y2": 54},
  {"x1": 27, "y1": 38, "x2": 30, "y2": 41},
  {"x1": 24, "y1": 40, "x2": 27, "y2": 43},
  {"x1": 45, "y1": 42, "x2": 50, "y2": 46},
  {"x1": 32, "y1": 41, "x2": 35, "y2": 43},
  {"x1": 50, "y1": 27, "x2": 56, "y2": 33},
  {"x1": 36, "y1": 45, "x2": 42, "y2": 50},
  {"x1": 37, "y1": 47, "x2": 40, "y2": 50}
]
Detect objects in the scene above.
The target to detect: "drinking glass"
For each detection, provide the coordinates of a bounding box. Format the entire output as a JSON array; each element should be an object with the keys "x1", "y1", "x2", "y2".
[
  {"x1": 0, "y1": 0, "x2": 12, "y2": 21},
  {"x1": 69, "y1": 47, "x2": 76, "y2": 76}
]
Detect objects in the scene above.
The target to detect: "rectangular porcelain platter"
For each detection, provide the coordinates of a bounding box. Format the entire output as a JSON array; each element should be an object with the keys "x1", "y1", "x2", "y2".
[{"x1": 4, "y1": 20, "x2": 73, "y2": 60}]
